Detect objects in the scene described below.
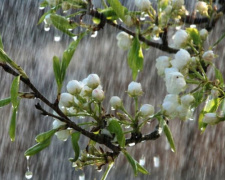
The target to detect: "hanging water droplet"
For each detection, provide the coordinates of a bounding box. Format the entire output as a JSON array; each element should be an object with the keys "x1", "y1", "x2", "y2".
[
  {"x1": 72, "y1": 36, "x2": 77, "y2": 41},
  {"x1": 153, "y1": 36, "x2": 160, "y2": 41},
  {"x1": 111, "y1": 107, "x2": 115, "y2": 111},
  {"x1": 153, "y1": 156, "x2": 160, "y2": 168},
  {"x1": 147, "y1": 121, "x2": 151, "y2": 125},
  {"x1": 190, "y1": 24, "x2": 196, "y2": 28},
  {"x1": 97, "y1": 168, "x2": 102, "y2": 172},
  {"x1": 72, "y1": 162, "x2": 77, "y2": 167},
  {"x1": 79, "y1": 174, "x2": 85, "y2": 180},
  {"x1": 68, "y1": 28, "x2": 73, "y2": 31},
  {"x1": 44, "y1": 24, "x2": 50, "y2": 31},
  {"x1": 139, "y1": 156, "x2": 146, "y2": 166},
  {"x1": 54, "y1": 35, "x2": 61, "y2": 42},
  {"x1": 39, "y1": 6, "x2": 45, "y2": 10},
  {"x1": 140, "y1": 16, "x2": 145, "y2": 21},
  {"x1": 188, "y1": 108, "x2": 195, "y2": 121},
  {"x1": 26, "y1": 156, "x2": 30, "y2": 160},
  {"x1": 63, "y1": 10, "x2": 68, "y2": 14},
  {"x1": 91, "y1": 31, "x2": 98, "y2": 38},
  {"x1": 171, "y1": 148, "x2": 175, "y2": 152},
  {"x1": 125, "y1": 125, "x2": 130, "y2": 129},
  {"x1": 25, "y1": 171, "x2": 33, "y2": 179},
  {"x1": 128, "y1": 142, "x2": 135, "y2": 147}
]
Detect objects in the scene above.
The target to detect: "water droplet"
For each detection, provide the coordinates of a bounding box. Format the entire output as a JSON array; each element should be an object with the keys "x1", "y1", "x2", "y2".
[
  {"x1": 97, "y1": 168, "x2": 102, "y2": 172},
  {"x1": 153, "y1": 156, "x2": 160, "y2": 168},
  {"x1": 72, "y1": 36, "x2": 77, "y2": 41},
  {"x1": 25, "y1": 171, "x2": 33, "y2": 179},
  {"x1": 91, "y1": 31, "x2": 98, "y2": 38},
  {"x1": 72, "y1": 162, "x2": 77, "y2": 167},
  {"x1": 139, "y1": 156, "x2": 146, "y2": 166},
  {"x1": 68, "y1": 28, "x2": 73, "y2": 31},
  {"x1": 63, "y1": 10, "x2": 68, "y2": 14},
  {"x1": 54, "y1": 35, "x2": 61, "y2": 42},
  {"x1": 190, "y1": 24, "x2": 196, "y2": 28},
  {"x1": 111, "y1": 107, "x2": 115, "y2": 111},
  {"x1": 44, "y1": 24, "x2": 50, "y2": 31},
  {"x1": 39, "y1": 6, "x2": 45, "y2": 10},
  {"x1": 171, "y1": 148, "x2": 175, "y2": 152},
  {"x1": 128, "y1": 142, "x2": 135, "y2": 147},
  {"x1": 188, "y1": 108, "x2": 195, "y2": 121},
  {"x1": 79, "y1": 116, "x2": 85, "y2": 119},
  {"x1": 79, "y1": 174, "x2": 85, "y2": 180},
  {"x1": 125, "y1": 125, "x2": 130, "y2": 129},
  {"x1": 140, "y1": 16, "x2": 145, "y2": 21},
  {"x1": 147, "y1": 121, "x2": 151, "y2": 125},
  {"x1": 26, "y1": 156, "x2": 30, "y2": 160},
  {"x1": 153, "y1": 36, "x2": 160, "y2": 41}
]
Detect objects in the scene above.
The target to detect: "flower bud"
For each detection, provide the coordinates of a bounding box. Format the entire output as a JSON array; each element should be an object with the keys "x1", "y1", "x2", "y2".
[
  {"x1": 86, "y1": 74, "x2": 101, "y2": 89},
  {"x1": 59, "y1": 93, "x2": 74, "y2": 107},
  {"x1": 199, "y1": 28, "x2": 208, "y2": 40},
  {"x1": 116, "y1": 32, "x2": 132, "y2": 50},
  {"x1": 110, "y1": 96, "x2": 123, "y2": 109},
  {"x1": 196, "y1": 1, "x2": 208, "y2": 16},
  {"x1": 155, "y1": 56, "x2": 170, "y2": 76},
  {"x1": 67, "y1": 80, "x2": 83, "y2": 95},
  {"x1": 162, "y1": 94, "x2": 179, "y2": 117},
  {"x1": 181, "y1": 94, "x2": 195, "y2": 106},
  {"x1": 92, "y1": 88, "x2": 105, "y2": 101},
  {"x1": 171, "y1": 49, "x2": 191, "y2": 70},
  {"x1": 52, "y1": 119, "x2": 66, "y2": 129},
  {"x1": 176, "y1": 105, "x2": 189, "y2": 120},
  {"x1": 140, "y1": 104, "x2": 154, "y2": 117},
  {"x1": 134, "y1": 0, "x2": 151, "y2": 11},
  {"x1": 55, "y1": 129, "x2": 70, "y2": 141},
  {"x1": 202, "y1": 113, "x2": 219, "y2": 124},
  {"x1": 124, "y1": 15, "x2": 133, "y2": 26},
  {"x1": 172, "y1": 0, "x2": 184, "y2": 9},
  {"x1": 165, "y1": 72, "x2": 186, "y2": 94},
  {"x1": 127, "y1": 81, "x2": 143, "y2": 97},
  {"x1": 173, "y1": 29, "x2": 188, "y2": 48},
  {"x1": 202, "y1": 50, "x2": 214, "y2": 62},
  {"x1": 80, "y1": 85, "x2": 92, "y2": 97}
]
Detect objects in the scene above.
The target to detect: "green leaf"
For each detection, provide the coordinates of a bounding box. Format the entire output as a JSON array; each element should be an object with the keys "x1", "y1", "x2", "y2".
[
  {"x1": 40, "y1": 0, "x2": 49, "y2": 8},
  {"x1": 108, "y1": 120, "x2": 125, "y2": 148},
  {"x1": 136, "y1": 163, "x2": 149, "y2": 175},
  {"x1": 128, "y1": 36, "x2": 144, "y2": 80},
  {"x1": 50, "y1": 14, "x2": 77, "y2": 37},
  {"x1": 61, "y1": 32, "x2": 86, "y2": 82},
  {"x1": 213, "y1": 31, "x2": 225, "y2": 47},
  {"x1": 107, "y1": 0, "x2": 127, "y2": 20},
  {"x1": 192, "y1": 88, "x2": 205, "y2": 108},
  {"x1": 186, "y1": 28, "x2": 201, "y2": 46},
  {"x1": 24, "y1": 138, "x2": 51, "y2": 156},
  {"x1": 99, "y1": 7, "x2": 118, "y2": 20},
  {"x1": 163, "y1": 124, "x2": 176, "y2": 152},
  {"x1": 214, "y1": 66, "x2": 224, "y2": 87},
  {"x1": 9, "y1": 106, "x2": 18, "y2": 142},
  {"x1": 53, "y1": 56, "x2": 62, "y2": 92},
  {"x1": 10, "y1": 76, "x2": 20, "y2": 108},
  {"x1": 35, "y1": 129, "x2": 57, "y2": 143},
  {"x1": 0, "y1": 97, "x2": 11, "y2": 107},
  {"x1": 71, "y1": 132, "x2": 81, "y2": 162},
  {"x1": 101, "y1": 162, "x2": 114, "y2": 180},
  {"x1": 0, "y1": 35, "x2": 4, "y2": 49},
  {"x1": 123, "y1": 151, "x2": 138, "y2": 176},
  {"x1": 37, "y1": 11, "x2": 51, "y2": 25}
]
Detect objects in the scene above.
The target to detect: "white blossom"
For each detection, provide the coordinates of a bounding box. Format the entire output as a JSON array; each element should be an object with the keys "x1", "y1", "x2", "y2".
[
  {"x1": 162, "y1": 94, "x2": 179, "y2": 117},
  {"x1": 59, "y1": 93, "x2": 74, "y2": 107},
  {"x1": 173, "y1": 29, "x2": 188, "y2": 48},
  {"x1": 172, "y1": 0, "x2": 184, "y2": 8},
  {"x1": 171, "y1": 49, "x2": 191, "y2": 70},
  {"x1": 176, "y1": 105, "x2": 189, "y2": 120},
  {"x1": 80, "y1": 85, "x2": 92, "y2": 97},
  {"x1": 110, "y1": 96, "x2": 123, "y2": 109},
  {"x1": 55, "y1": 129, "x2": 70, "y2": 141},
  {"x1": 202, "y1": 50, "x2": 214, "y2": 62},
  {"x1": 67, "y1": 80, "x2": 83, "y2": 95},
  {"x1": 86, "y1": 74, "x2": 101, "y2": 89},
  {"x1": 92, "y1": 88, "x2": 105, "y2": 101},
  {"x1": 196, "y1": 1, "x2": 208, "y2": 16},
  {"x1": 134, "y1": 0, "x2": 151, "y2": 11},
  {"x1": 52, "y1": 119, "x2": 66, "y2": 129},
  {"x1": 155, "y1": 56, "x2": 170, "y2": 76},
  {"x1": 202, "y1": 113, "x2": 219, "y2": 124},
  {"x1": 165, "y1": 72, "x2": 186, "y2": 94},
  {"x1": 181, "y1": 94, "x2": 195, "y2": 106},
  {"x1": 199, "y1": 28, "x2": 208, "y2": 40},
  {"x1": 127, "y1": 82, "x2": 143, "y2": 97},
  {"x1": 116, "y1": 32, "x2": 132, "y2": 50},
  {"x1": 140, "y1": 104, "x2": 155, "y2": 117}
]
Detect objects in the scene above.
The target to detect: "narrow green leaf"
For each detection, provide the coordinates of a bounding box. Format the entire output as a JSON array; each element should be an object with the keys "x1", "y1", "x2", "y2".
[
  {"x1": 40, "y1": 0, "x2": 48, "y2": 8},
  {"x1": 123, "y1": 151, "x2": 138, "y2": 176},
  {"x1": 53, "y1": 56, "x2": 62, "y2": 92},
  {"x1": 61, "y1": 32, "x2": 86, "y2": 82},
  {"x1": 50, "y1": 14, "x2": 77, "y2": 37},
  {"x1": 71, "y1": 132, "x2": 81, "y2": 162},
  {"x1": 213, "y1": 31, "x2": 225, "y2": 47},
  {"x1": 128, "y1": 36, "x2": 144, "y2": 80},
  {"x1": 0, "y1": 97, "x2": 11, "y2": 107},
  {"x1": 37, "y1": 11, "x2": 51, "y2": 25},
  {"x1": 9, "y1": 107, "x2": 18, "y2": 141},
  {"x1": 163, "y1": 124, "x2": 176, "y2": 152},
  {"x1": 108, "y1": 120, "x2": 125, "y2": 148},
  {"x1": 0, "y1": 35, "x2": 4, "y2": 49},
  {"x1": 24, "y1": 138, "x2": 51, "y2": 156},
  {"x1": 101, "y1": 162, "x2": 114, "y2": 180},
  {"x1": 35, "y1": 129, "x2": 57, "y2": 143},
  {"x1": 10, "y1": 76, "x2": 20, "y2": 108},
  {"x1": 136, "y1": 163, "x2": 149, "y2": 175},
  {"x1": 107, "y1": 0, "x2": 127, "y2": 20},
  {"x1": 186, "y1": 28, "x2": 201, "y2": 46},
  {"x1": 198, "y1": 111, "x2": 207, "y2": 132},
  {"x1": 192, "y1": 88, "x2": 204, "y2": 108},
  {"x1": 214, "y1": 66, "x2": 224, "y2": 86}
]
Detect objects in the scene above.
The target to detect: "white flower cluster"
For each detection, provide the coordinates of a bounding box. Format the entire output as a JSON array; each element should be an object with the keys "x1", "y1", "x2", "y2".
[
  {"x1": 196, "y1": 1, "x2": 208, "y2": 16},
  {"x1": 134, "y1": 0, "x2": 151, "y2": 11},
  {"x1": 53, "y1": 74, "x2": 104, "y2": 141},
  {"x1": 116, "y1": 32, "x2": 132, "y2": 50}
]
